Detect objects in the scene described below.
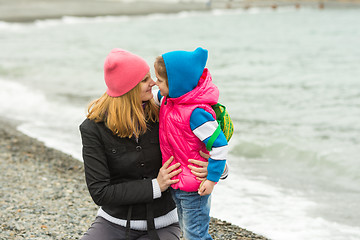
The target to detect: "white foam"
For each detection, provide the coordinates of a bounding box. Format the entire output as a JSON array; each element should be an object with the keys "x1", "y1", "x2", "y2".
[
  {"x1": 0, "y1": 21, "x2": 28, "y2": 31},
  {"x1": 0, "y1": 78, "x2": 84, "y2": 160},
  {"x1": 34, "y1": 15, "x2": 132, "y2": 28},
  {"x1": 211, "y1": 159, "x2": 360, "y2": 240}
]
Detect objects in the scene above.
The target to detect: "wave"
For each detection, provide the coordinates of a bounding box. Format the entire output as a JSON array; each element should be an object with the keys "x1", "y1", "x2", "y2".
[
  {"x1": 213, "y1": 167, "x2": 360, "y2": 240},
  {"x1": 0, "y1": 78, "x2": 84, "y2": 160},
  {"x1": 230, "y1": 138, "x2": 360, "y2": 191}
]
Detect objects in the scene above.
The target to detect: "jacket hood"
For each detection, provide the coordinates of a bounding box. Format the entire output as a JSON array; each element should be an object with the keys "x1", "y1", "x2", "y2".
[
  {"x1": 162, "y1": 47, "x2": 208, "y2": 98},
  {"x1": 166, "y1": 68, "x2": 219, "y2": 106}
]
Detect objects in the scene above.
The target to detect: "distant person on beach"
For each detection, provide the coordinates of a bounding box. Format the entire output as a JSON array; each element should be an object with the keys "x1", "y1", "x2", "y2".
[
  {"x1": 153, "y1": 47, "x2": 229, "y2": 240},
  {"x1": 79, "y1": 48, "x2": 210, "y2": 240}
]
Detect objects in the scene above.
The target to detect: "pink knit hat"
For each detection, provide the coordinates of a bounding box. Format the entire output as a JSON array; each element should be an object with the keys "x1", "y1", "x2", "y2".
[{"x1": 104, "y1": 48, "x2": 150, "y2": 97}]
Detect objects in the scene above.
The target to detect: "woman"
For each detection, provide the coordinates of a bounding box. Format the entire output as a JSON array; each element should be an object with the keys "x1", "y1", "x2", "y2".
[{"x1": 79, "y1": 48, "x2": 208, "y2": 240}]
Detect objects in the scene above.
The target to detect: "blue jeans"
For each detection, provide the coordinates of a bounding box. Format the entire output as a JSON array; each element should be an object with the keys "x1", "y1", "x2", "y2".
[{"x1": 170, "y1": 189, "x2": 213, "y2": 240}]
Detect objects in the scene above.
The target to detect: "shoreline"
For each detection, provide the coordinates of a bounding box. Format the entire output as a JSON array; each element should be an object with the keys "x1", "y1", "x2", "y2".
[
  {"x1": 0, "y1": 118, "x2": 269, "y2": 239},
  {"x1": 0, "y1": 0, "x2": 209, "y2": 23},
  {"x1": 1, "y1": 0, "x2": 360, "y2": 23}
]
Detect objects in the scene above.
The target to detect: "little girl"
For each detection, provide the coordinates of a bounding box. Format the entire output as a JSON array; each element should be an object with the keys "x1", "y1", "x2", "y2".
[{"x1": 153, "y1": 47, "x2": 228, "y2": 240}]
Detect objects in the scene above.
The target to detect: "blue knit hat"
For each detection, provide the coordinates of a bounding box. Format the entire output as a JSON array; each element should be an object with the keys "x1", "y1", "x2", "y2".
[{"x1": 162, "y1": 47, "x2": 208, "y2": 98}]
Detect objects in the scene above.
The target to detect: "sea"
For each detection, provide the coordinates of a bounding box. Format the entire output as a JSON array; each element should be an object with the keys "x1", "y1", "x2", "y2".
[{"x1": 0, "y1": 5, "x2": 359, "y2": 240}]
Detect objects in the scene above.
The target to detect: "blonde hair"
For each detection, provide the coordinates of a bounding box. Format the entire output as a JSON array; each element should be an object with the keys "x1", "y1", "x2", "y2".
[
  {"x1": 154, "y1": 56, "x2": 168, "y2": 86},
  {"x1": 87, "y1": 83, "x2": 159, "y2": 138}
]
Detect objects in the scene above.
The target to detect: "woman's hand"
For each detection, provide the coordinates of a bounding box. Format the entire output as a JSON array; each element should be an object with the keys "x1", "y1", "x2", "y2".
[
  {"x1": 157, "y1": 156, "x2": 181, "y2": 192},
  {"x1": 188, "y1": 151, "x2": 209, "y2": 181}
]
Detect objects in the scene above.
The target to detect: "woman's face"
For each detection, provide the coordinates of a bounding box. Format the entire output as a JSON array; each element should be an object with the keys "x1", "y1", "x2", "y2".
[
  {"x1": 155, "y1": 68, "x2": 169, "y2": 97},
  {"x1": 139, "y1": 72, "x2": 156, "y2": 102}
]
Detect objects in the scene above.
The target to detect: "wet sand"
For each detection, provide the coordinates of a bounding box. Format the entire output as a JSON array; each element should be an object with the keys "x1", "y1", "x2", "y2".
[{"x1": 0, "y1": 0, "x2": 209, "y2": 22}]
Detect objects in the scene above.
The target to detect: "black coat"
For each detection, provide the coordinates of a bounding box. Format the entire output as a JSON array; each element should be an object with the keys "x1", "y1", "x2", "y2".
[{"x1": 79, "y1": 118, "x2": 175, "y2": 222}]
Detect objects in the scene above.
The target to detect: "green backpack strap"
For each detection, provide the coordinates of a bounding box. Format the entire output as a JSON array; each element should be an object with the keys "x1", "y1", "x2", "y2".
[
  {"x1": 213, "y1": 103, "x2": 226, "y2": 122},
  {"x1": 206, "y1": 122, "x2": 221, "y2": 151},
  {"x1": 206, "y1": 102, "x2": 233, "y2": 151}
]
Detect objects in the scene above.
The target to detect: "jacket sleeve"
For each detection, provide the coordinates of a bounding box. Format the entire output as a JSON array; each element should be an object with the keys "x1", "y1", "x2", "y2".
[
  {"x1": 190, "y1": 108, "x2": 228, "y2": 182},
  {"x1": 79, "y1": 120, "x2": 154, "y2": 206}
]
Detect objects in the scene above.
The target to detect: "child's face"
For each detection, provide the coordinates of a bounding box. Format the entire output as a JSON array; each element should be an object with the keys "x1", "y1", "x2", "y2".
[{"x1": 155, "y1": 68, "x2": 169, "y2": 97}]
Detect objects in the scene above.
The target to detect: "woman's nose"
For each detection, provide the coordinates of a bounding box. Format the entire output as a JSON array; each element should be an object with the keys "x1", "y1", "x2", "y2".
[
  {"x1": 150, "y1": 78, "x2": 156, "y2": 86},
  {"x1": 148, "y1": 76, "x2": 155, "y2": 84}
]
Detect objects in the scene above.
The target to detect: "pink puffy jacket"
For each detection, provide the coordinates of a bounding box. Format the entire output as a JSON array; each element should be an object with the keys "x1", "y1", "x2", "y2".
[{"x1": 159, "y1": 69, "x2": 219, "y2": 192}]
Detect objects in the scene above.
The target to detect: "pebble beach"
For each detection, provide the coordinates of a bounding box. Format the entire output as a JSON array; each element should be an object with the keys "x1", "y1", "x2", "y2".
[{"x1": 0, "y1": 118, "x2": 269, "y2": 239}]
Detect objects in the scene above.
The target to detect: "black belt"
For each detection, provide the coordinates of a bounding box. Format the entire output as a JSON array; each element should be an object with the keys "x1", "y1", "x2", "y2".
[
  {"x1": 125, "y1": 204, "x2": 160, "y2": 240},
  {"x1": 126, "y1": 205, "x2": 133, "y2": 240},
  {"x1": 146, "y1": 203, "x2": 160, "y2": 240}
]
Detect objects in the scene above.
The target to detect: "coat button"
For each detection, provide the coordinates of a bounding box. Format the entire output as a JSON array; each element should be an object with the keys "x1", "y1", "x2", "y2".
[
  {"x1": 140, "y1": 162, "x2": 145, "y2": 167},
  {"x1": 112, "y1": 149, "x2": 116, "y2": 154},
  {"x1": 136, "y1": 146, "x2": 142, "y2": 152}
]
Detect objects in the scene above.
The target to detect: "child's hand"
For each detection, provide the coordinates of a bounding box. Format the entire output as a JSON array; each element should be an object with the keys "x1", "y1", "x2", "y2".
[
  {"x1": 188, "y1": 159, "x2": 208, "y2": 181},
  {"x1": 198, "y1": 180, "x2": 216, "y2": 196},
  {"x1": 188, "y1": 151, "x2": 210, "y2": 181}
]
